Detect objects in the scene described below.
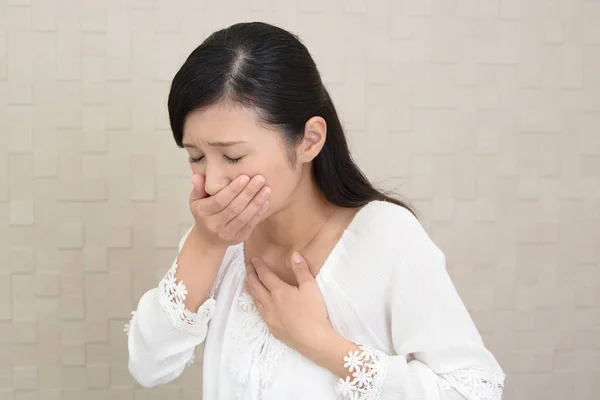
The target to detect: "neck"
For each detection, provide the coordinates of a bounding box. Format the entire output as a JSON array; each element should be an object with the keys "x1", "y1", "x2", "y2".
[{"x1": 254, "y1": 176, "x2": 335, "y2": 251}]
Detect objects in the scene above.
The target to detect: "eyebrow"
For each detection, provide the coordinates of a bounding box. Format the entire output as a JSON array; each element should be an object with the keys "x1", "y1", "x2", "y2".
[{"x1": 182, "y1": 141, "x2": 247, "y2": 148}]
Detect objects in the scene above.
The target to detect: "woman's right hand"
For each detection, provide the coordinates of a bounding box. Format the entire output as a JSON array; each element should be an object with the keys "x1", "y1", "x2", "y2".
[{"x1": 189, "y1": 173, "x2": 271, "y2": 248}]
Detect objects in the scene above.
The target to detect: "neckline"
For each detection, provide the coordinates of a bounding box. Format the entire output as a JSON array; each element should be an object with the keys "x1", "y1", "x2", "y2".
[{"x1": 240, "y1": 200, "x2": 380, "y2": 282}]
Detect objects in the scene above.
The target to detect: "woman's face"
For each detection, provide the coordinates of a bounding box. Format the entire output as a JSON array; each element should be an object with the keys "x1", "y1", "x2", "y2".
[{"x1": 182, "y1": 103, "x2": 304, "y2": 216}]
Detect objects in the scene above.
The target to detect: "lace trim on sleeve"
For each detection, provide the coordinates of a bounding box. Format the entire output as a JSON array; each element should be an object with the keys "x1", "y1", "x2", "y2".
[
  {"x1": 156, "y1": 258, "x2": 216, "y2": 335},
  {"x1": 439, "y1": 366, "x2": 505, "y2": 400},
  {"x1": 335, "y1": 344, "x2": 388, "y2": 400}
]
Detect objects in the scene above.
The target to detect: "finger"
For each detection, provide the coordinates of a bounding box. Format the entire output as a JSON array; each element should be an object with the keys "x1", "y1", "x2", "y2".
[
  {"x1": 291, "y1": 251, "x2": 314, "y2": 286},
  {"x1": 189, "y1": 174, "x2": 208, "y2": 203},
  {"x1": 244, "y1": 280, "x2": 265, "y2": 313},
  {"x1": 236, "y1": 200, "x2": 270, "y2": 239},
  {"x1": 220, "y1": 175, "x2": 266, "y2": 224},
  {"x1": 252, "y1": 258, "x2": 287, "y2": 292},
  {"x1": 250, "y1": 291, "x2": 267, "y2": 316},
  {"x1": 223, "y1": 186, "x2": 270, "y2": 236},
  {"x1": 196, "y1": 174, "x2": 250, "y2": 215},
  {"x1": 246, "y1": 263, "x2": 271, "y2": 306}
]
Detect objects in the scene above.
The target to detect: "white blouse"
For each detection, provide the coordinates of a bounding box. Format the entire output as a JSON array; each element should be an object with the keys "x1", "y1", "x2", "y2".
[{"x1": 126, "y1": 200, "x2": 505, "y2": 399}]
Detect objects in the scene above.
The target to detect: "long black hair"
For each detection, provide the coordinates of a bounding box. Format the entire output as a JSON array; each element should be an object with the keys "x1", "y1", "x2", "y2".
[{"x1": 168, "y1": 21, "x2": 417, "y2": 217}]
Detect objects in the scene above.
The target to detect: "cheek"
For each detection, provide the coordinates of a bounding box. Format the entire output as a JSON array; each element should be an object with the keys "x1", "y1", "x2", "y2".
[
  {"x1": 244, "y1": 156, "x2": 286, "y2": 184},
  {"x1": 263, "y1": 166, "x2": 300, "y2": 205},
  {"x1": 242, "y1": 151, "x2": 299, "y2": 204},
  {"x1": 189, "y1": 163, "x2": 203, "y2": 174}
]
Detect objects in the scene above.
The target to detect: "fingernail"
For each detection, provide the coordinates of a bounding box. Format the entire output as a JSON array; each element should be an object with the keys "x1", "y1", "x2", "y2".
[
  {"x1": 292, "y1": 251, "x2": 303, "y2": 264},
  {"x1": 260, "y1": 187, "x2": 271, "y2": 199},
  {"x1": 239, "y1": 175, "x2": 250, "y2": 186},
  {"x1": 254, "y1": 176, "x2": 265, "y2": 188}
]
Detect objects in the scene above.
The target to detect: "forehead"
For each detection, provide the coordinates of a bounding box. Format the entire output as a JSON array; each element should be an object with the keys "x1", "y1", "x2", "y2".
[{"x1": 183, "y1": 103, "x2": 268, "y2": 143}]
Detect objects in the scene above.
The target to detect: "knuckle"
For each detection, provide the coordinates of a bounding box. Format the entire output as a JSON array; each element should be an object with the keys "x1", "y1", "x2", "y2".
[
  {"x1": 243, "y1": 184, "x2": 258, "y2": 197},
  {"x1": 255, "y1": 202, "x2": 268, "y2": 217},
  {"x1": 236, "y1": 212, "x2": 252, "y2": 225},
  {"x1": 214, "y1": 195, "x2": 228, "y2": 210},
  {"x1": 225, "y1": 207, "x2": 238, "y2": 221},
  {"x1": 250, "y1": 210, "x2": 263, "y2": 222},
  {"x1": 245, "y1": 221, "x2": 259, "y2": 233},
  {"x1": 228, "y1": 201, "x2": 245, "y2": 216},
  {"x1": 205, "y1": 219, "x2": 218, "y2": 233},
  {"x1": 194, "y1": 203, "x2": 207, "y2": 216},
  {"x1": 250, "y1": 197, "x2": 264, "y2": 210}
]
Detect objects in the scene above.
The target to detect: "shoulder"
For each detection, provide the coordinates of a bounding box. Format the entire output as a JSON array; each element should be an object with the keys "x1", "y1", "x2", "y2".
[
  {"x1": 350, "y1": 201, "x2": 434, "y2": 246},
  {"x1": 329, "y1": 201, "x2": 448, "y2": 317},
  {"x1": 347, "y1": 200, "x2": 445, "y2": 267},
  {"x1": 354, "y1": 200, "x2": 422, "y2": 234}
]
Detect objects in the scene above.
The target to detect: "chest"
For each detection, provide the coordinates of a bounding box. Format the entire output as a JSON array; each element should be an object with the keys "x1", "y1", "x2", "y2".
[
  {"x1": 204, "y1": 258, "x2": 340, "y2": 399},
  {"x1": 205, "y1": 243, "x2": 392, "y2": 400},
  {"x1": 242, "y1": 232, "x2": 345, "y2": 287}
]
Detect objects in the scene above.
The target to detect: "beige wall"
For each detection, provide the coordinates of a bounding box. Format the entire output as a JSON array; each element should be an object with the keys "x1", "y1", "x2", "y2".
[{"x1": 1, "y1": 0, "x2": 599, "y2": 399}]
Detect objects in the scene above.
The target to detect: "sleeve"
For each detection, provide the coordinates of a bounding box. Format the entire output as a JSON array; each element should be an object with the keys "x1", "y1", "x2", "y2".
[
  {"x1": 125, "y1": 226, "x2": 231, "y2": 388},
  {"x1": 335, "y1": 211, "x2": 505, "y2": 400}
]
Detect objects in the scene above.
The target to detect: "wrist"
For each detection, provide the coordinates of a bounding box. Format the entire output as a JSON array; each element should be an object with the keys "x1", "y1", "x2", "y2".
[
  {"x1": 303, "y1": 324, "x2": 335, "y2": 353},
  {"x1": 189, "y1": 225, "x2": 229, "y2": 254},
  {"x1": 302, "y1": 325, "x2": 358, "y2": 378}
]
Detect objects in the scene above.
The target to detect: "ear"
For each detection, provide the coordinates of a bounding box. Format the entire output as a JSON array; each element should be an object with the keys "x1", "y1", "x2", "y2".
[{"x1": 297, "y1": 116, "x2": 327, "y2": 164}]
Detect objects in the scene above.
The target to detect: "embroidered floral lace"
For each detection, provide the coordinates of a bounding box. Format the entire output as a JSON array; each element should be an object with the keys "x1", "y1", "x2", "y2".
[
  {"x1": 228, "y1": 289, "x2": 288, "y2": 400},
  {"x1": 336, "y1": 345, "x2": 387, "y2": 400},
  {"x1": 439, "y1": 366, "x2": 505, "y2": 400},
  {"x1": 124, "y1": 259, "x2": 216, "y2": 337},
  {"x1": 335, "y1": 346, "x2": 505, "y2": 400}
]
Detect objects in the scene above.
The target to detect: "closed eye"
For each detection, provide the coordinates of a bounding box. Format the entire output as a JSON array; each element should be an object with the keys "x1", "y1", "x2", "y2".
[
  {"x1": 225, "y1": 156, "x2": 243, "y2": 164},
  {"x1": 189, "y1": 155, "x2": 243, "y2": 164}
]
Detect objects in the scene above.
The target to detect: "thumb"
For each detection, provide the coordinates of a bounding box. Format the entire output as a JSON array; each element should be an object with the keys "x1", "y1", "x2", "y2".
[
  {"x1": 291, "y1": 251, "x2": 314, "y2": 286},
  {"x1": 189, "y1": 174, "x2": 208, "y2": 203}
]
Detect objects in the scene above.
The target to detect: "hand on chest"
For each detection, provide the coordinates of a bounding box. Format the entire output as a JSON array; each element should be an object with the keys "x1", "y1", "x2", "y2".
[
  {"x1": 243, "y1": 248, "x2": 324, "y2": 286},
  {"x1": 242, "y1": 206, "x2": 358, "y2": 286}
]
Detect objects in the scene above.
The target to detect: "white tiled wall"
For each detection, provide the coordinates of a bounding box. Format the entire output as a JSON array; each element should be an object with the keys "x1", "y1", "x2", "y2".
[{"x1": 1, "y1": 0, "x2": 599, "y2": 399}]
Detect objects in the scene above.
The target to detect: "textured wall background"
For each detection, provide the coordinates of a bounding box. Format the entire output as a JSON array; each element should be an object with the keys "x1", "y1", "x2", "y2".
[{"x1": 1, "y1": 0, "x2": 599, "y2": 399}]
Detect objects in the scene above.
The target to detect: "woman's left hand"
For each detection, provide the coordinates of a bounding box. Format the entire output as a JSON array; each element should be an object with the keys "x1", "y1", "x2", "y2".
[{"x1": 245, "y1": 251, "x2": 334, "y2": 355}]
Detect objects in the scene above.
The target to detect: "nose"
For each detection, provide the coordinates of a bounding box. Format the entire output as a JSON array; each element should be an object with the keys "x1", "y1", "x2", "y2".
[{"x1": 203, "y1": 164, "x2": 230, "y2": 196}]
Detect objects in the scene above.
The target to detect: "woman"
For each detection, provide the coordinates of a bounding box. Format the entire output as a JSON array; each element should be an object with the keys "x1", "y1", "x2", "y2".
[{"x1": 126, "y1": 22, "x2": 505, "y2": 399}]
